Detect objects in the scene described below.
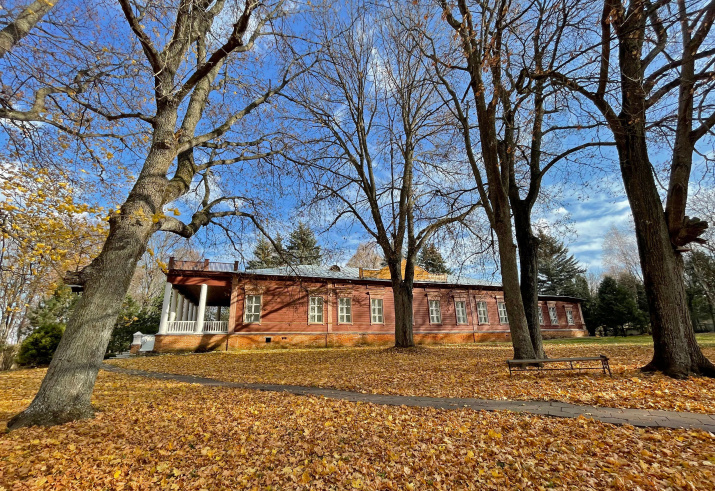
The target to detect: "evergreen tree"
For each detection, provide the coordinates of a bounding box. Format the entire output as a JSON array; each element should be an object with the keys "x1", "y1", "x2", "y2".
[
  {"x1": 286, "y1": 223, "x2": 322, "y2": 265},
  {"x1": 569, "y1": 275, "x2": 597, "y2": 335},
  {"x1": 247, "y1": 235, "x2": 286, "y2": 269},
  {"x1": 595, "y1": 276, "x2": 640, "y2": 336},
  {"x1": 417, "y1": 243, "x2": 451, "y2": 274},
  {"x1": 537, "y1": 231, "x2": 585, "y2": 295}
]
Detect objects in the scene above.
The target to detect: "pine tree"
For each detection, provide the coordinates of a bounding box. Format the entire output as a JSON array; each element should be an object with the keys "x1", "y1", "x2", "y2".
[
  {"x1": 247, "y1": 235, "x2": 286, "y2": 269},
  {"x1": 417, "y1": 243, "x2": 451, "y2": 274},
  {"x1": 286, "y1": 223, "x2": 322, "y2": 265},
  {"x1": 537, "y1": 231, "x2": 585, "y2": 295},
  {"x1": 596, "y1": 276, "x2": 640, "y2": 336}
]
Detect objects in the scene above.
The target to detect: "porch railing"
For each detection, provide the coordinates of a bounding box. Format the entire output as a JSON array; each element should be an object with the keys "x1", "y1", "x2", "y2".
[
  {"x1": 202, "y1": 321, "x2": 228, "y2": 333},
  {"x1": 167, "y1": 320, "x2": 196, "y2": 333},
  {"x1": 164, "y1": 320, "x2": 228, "y2": 334}
]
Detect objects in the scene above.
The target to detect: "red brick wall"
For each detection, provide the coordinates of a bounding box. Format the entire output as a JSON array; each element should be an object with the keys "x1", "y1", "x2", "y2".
[
  {"x1": 232, "y1": 278, "x2": 585, "y2": 335},
  {"x1": 151, "y1": 275, "x2": 587, "y2": 353},
  {"x1": 152, "y1": 329, "x2": 586, "y2": 352}
]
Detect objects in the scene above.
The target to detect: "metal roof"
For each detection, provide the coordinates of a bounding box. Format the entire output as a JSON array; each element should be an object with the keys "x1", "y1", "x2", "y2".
[{"x1": 243, "y1": 264, "x2": 502, "y2": 288}]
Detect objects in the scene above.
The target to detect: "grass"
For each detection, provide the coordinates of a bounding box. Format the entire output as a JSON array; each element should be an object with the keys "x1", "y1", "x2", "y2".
[{"x1": 542, "y1": 333, "x2": 715, "y2": 347}]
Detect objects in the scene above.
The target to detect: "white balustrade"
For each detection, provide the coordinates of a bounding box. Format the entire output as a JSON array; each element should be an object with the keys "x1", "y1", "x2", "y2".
[
  {"x1": 202, "y1": 321, "x2": 228, "y2": 333},
  {"x1": 166, "y1": 320, "x2": 197, "y2": 333}
]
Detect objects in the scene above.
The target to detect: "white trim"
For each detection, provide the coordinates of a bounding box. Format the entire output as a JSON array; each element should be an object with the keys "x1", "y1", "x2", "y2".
[
  {"x1": 338, "y1": 297, "x2": 352, "y2": 324},
  {"x1": 244, "y1": 294, "x2": 262, "y2": 324},
  {"x1": 454, "y1": 299, "x2": 468, "y2": 325},
  {"x1": 428, "y1": 298, "x2": 442, "y2": 324},
  {"x1": 370, "y1": 297, "x2": 384, "y2": 324},
  {"x1": 308, "y1": 296, "x2": 324, "y2": 324},
  {"x1": 497, "y1": 302, "x2": 509, "y2": 324}
]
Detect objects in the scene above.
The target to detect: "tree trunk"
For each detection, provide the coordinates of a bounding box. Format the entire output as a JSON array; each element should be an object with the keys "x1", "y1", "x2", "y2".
[
  {"x1": 7, "y1": 116, "x2": 177, "y2": 429},
  {"x1": 393, "y1": 281, "x2": 414, "y2": 348},
  {"x1": 614, "y1": 8, "x2": 715, "y2": 378},
  {"x1": 6, "y1": 214, "x2": 154, "y2": 429},
  {"x1": 513, "y1": 204, "x2": 545, "y2": 358},
  {"x1": 495, "y1": 220, "x2": 537, "y2": 360}
]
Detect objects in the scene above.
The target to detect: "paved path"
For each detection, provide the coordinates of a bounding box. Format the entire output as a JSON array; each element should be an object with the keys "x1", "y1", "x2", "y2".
[{"x1": 102, "y1": 364, "x2": 715, "y2": 433}]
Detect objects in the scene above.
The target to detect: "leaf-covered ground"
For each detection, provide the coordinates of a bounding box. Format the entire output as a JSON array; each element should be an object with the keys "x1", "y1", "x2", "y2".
[
  {"x1": 111, "y1": 339, "x2": 715, "y2": 414},
  {"x1": 1, "y1": 369, "x2": 715, "y2": 490}
]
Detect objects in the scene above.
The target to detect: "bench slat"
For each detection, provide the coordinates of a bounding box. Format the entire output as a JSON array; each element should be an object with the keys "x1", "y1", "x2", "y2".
[{"x1": 507, "y1": 356, "x2": 606, "y2": 364}]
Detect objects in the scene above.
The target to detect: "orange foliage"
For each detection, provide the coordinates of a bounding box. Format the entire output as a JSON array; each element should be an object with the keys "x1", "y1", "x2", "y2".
[
  {"x1": 112, "y1": 341, "x2": 715, "y2": 414},
  {"x1": 1, "y1": 369, "x2": 714, "y2": 489}
]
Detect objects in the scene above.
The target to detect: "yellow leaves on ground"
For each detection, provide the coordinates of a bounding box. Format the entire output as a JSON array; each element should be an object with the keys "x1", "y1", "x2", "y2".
[
  {"x1": 1, "y1": 369, "x2": 715, "y2": 490},
  {"x1": 112, "y1": 340, "x2": 715, "y2": 414}
]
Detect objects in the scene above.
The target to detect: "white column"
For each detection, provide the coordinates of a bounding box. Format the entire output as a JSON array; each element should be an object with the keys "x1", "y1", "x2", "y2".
[
  {"x1": 169, "y1": 289, "x2": 178, "y2": 323},
  {"x1": 195, "y1": 284, "x2": 208, "y2": 333},
  {"x1": 158, "y1": 282, "x2": 173, "y2": 334},
  {"x1": 176, "y1": 294, "x2": 185, "y2": 321},
  {"x1": 181, "y1": 298, "x2": 191, "y2": 321}
]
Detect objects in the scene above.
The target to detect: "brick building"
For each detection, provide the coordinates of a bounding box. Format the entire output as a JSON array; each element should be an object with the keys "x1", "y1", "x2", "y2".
[{"x1": 144, "y1": 258, "x2": 587, "y2": 352}]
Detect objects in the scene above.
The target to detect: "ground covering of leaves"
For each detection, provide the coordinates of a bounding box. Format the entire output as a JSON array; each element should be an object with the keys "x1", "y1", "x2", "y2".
[
  {"x1": 111, "y1": 340, "x2": 715, "y2": 414},
  {"x1": 2, "y1": 369, "x2": 715, "y2": 490}
]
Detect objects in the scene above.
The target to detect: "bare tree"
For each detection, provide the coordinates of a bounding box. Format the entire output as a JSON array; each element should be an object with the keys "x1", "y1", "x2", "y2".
[
  {"x1": 602, "y1": 224, "x2": 642, "y2": 281},
  {"x1": 4, "y1": 0, "x2": 309, "y2": 429},
  {"x1": 285, "y1": 3, "x2": 480, "y2": 347},
  {"x1": 535, "y1": 0, "x2": 715, "y2": 377},
  {"x1": 346, "y1": 242, "x2": 385, "y2": 269}
]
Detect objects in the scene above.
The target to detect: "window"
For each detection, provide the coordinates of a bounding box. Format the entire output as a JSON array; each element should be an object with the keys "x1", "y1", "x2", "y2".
[
  {"x1": 244, "y1": 295, "x2": 262, "y2": 323},
  {"x1": 477, "y1": 301, "x2": 489, "y2": 324},
  {"x1": 309, "y1": 296, "x2": 324, "y2": 324},
  {"x1": 455, "y1": 300, "x2": 467, "y2": 325},
  {"x1": 429, "y1": 299, "x2": 442, "y2": 324},
  {"x1": 497, "y1": 302, "x2": 509, "y2": 324},
  {"x1": 370, "y1": 298, "x2": 384, "y2": 324},
  {"x1": 538, "y1": 307, "x2": 544, "y2": 325},
  {"x1": 566, "y1": 309, "x2": 574, "y2": 325},
  {"x1": 548, "y1": 305, "x2": 558, "y2": 325},
  {"x1": 338, "y1": 297, "x2": 352, "y2": 324}
]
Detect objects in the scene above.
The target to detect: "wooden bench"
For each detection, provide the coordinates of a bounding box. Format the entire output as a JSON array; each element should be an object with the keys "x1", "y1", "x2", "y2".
[{"x1": 506, "y1": 355, "x2": 612, "y2": 377}]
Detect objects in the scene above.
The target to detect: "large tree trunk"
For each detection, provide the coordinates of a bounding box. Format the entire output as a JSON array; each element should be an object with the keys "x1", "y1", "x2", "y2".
[
  {"x1": 393, "y1": 281, "x2": 414, "y2": 348},
  {"x1": 6, "y1": 215, "x2": 153, "y2": 429},
  {"x1": 7, "y1": 116, "x2": 177, "y2": 429},
  {"x1": 495, "y1": 220, "x2": 537, "y2": 360},
  {"x1": 614, "y1": 6, "x2": 715, "y2": 379},
  {"x1": 513, "y1": 204, "x2": 545, "y2": 359}
]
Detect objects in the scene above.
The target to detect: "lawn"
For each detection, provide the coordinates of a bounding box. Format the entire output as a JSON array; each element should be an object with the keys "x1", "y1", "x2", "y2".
[
  {"x1": 110, "y1": 335, "x2": 715, "y2": 414},
  {"x1": 1, "y1": 368, "x2": 715, "y2": 489}
]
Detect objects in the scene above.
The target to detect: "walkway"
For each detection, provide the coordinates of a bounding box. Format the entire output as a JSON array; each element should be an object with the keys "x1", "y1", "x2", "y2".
[{"x1": 102, "y1": 364, "x2": 715, "y2": 433}]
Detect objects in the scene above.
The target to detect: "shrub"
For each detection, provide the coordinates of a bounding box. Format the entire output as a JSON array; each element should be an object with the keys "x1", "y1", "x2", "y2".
[{"x1": 16, "y1": 323, "x2": 65, "y2": 367}]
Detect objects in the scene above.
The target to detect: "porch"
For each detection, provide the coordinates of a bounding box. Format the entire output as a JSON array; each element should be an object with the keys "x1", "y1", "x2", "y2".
[{"x1": 157, "y1": 261, "x2": 235, "y2": 335}]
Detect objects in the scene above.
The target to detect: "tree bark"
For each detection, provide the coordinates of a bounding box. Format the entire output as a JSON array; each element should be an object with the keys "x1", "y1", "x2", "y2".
[
  {"x1": 7, "y1": 112, "x2": 177, "y2": 429},
  {"x1": 612, "y1": 2, "x2": 715, "y2": 378},
  {"x1": 393, "y1": 281, "x2": 415, "y2": 348},
  {"x1": 513, "y1": 205, "x2": 545, "y2": 359},
  {"x1": 0, "y1": 0, "x2": 55, "y2": 59},
  {"x1": 495, "y1": 220, "x2": 537, "y2": 360}
]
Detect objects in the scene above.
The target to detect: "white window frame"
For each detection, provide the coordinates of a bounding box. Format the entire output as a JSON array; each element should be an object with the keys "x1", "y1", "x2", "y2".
[
  {"x1": 244, "y1": 294, "x2": 262, "y2": 324},
  {"x1": 566, "y1": 309, "x2": 574, "y2": 325},
  {"x1": 308, "y1": 296, "x2": 324, "y2": 324},
  {"x1": 476, "y1": 300, "x2": 489, "y2": 324},
  {"x1": 370, "y1": 298, "x2": 384, "y2": 324},
  {"x1": 548, "y1": 305, "x2": 558, "y2": 325},
  {"x1": 455, "y1": 300, "x2": 468, "y2": 325},
  {"x1": 428, "y1": 299, "x2": 442, "y2": 324},
  {"x1": 538, "y1": 306, "x2": 544, "y2": 325},
  {"x1": 497, "y1": 302, "x2": 509, "y2": 324},
  {"x1": 338, "y1": 297, "x2": 352, "y2": 324}
]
